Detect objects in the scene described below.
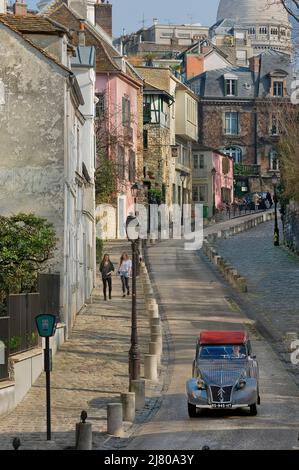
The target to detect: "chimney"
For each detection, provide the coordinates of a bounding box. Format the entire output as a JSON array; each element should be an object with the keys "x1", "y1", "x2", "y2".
[
  {"x1": 95, "y1": 0, "x2": 112, "y2": 37},
  {"x1": 13, "y1": 1, "x2": 27, "y2": 16},
  {"x1": 249, "y1": 55, "x2": 260, "y2": 74},
  {"x1": 78, "y1": 21, "x2": 86, "y2": 46}
]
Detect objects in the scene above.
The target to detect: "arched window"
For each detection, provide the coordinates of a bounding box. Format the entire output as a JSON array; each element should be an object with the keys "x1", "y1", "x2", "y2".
[
  {"x1": 223, "y1": 147, "x2": 242, "y2": 164},
  {"x1": 269, "y1": 149, "x2": 279, "y2": 171}
]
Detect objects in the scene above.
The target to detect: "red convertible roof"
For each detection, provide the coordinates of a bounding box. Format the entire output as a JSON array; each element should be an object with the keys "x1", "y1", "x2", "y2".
[{"x1": 199, "y1": 331, "x2": 247, "y2": 345}]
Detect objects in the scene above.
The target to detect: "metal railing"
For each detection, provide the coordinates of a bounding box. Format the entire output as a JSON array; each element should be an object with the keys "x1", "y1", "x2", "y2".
[
  {"x1": 234, "y1": 164, "x2": 261, "y2": 176},
  {"x1": 0, "y1": 316, "x2": 9, "y2": 381},
  {"x1": 8, "y1": 293, "x2": 40, "y2": 356}
]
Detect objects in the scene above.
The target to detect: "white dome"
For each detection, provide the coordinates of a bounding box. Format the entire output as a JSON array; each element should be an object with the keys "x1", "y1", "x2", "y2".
[{"x1": 217, "y1": 0, "x2": 289, "y2": 25}]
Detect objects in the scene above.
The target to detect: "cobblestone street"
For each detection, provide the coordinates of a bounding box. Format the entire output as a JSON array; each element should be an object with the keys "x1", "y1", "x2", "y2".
[
  {"x1": 214, "y1": 220, "x2": 299, "y2": 384},
  {"x1": 0, "y1": 242, "x2": 152, "y2": 450}
]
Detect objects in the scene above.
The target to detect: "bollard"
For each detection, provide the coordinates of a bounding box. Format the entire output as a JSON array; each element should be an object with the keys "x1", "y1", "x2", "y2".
[
  {"x1": 150, "y1": 317, "x2": 161, "y2": 329},
  {"x1": 147, "y1": 303, "x2": 159, "y2": 316},
  {"x1": 129, "y1": 379, "x2": 145, "y2": 410},
  {"x1": 149, "y1": 341, "x2": 161, "y2": 365},
  {"x1": 76, "y1": 411, "x2": 92, "y2": 450},
  {"x1": 144, "y1": 354, "x2": 158, "y2": 381},
  {"x1": 121, "y1": 392, "x2": 135, "y2": 422},
  {"x1": 107, "y1": 403, "x2": 123, "y2": 437},
  {"x1": 151, "y1": 333, "x2": 162, "y2": 355},
  {"x1": 151, "y1": 325, "x2": 162, "y2": 340}
]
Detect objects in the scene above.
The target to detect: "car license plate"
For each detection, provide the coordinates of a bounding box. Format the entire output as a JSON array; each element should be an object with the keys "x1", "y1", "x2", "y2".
[{"x1": 211, "y1": 403, "x2": 232, "y2": 409}]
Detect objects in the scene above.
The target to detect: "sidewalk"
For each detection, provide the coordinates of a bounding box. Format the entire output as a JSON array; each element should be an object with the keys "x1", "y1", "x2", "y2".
[
  {"x1": 204, "y1": 210, "x2": 273, "y2": 237},
  {"x1": 0, "y1": 241, "x2": 150, "y2": 450}
]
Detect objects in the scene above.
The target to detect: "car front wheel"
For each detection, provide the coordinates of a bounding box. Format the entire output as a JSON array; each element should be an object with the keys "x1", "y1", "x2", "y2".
[
  {"x1": 188, "y1": 402, "x2": 197, "y2": 418},
  {"x1": 249, "y1": 403, "x2": 257, "y2": 416}
]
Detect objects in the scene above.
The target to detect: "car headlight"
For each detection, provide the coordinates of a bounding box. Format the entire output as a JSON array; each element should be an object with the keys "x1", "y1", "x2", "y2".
[
  {"x1": 236, "y1": 379, "x2": 246, "y2": 390},
  {"x1": 197, "y1": 378, "x2": 206, "y2": 390}
]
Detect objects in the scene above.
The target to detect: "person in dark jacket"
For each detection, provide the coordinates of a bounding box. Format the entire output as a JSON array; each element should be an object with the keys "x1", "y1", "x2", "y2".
[{"x1": 100, "y1": 254, "x2": 115, "y2": 301}]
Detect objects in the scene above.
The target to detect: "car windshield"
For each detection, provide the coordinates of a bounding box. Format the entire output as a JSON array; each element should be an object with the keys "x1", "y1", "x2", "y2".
[{"x1": 199, "y1": 344, "x2": 247, "y2": 360}]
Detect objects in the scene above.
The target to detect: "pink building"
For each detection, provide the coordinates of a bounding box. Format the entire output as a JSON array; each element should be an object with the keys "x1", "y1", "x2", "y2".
[
  {"x1": 192, "y1": 146, "x2": 234, "y2": 218},
  {"x1": 96, "y1": 65, "x2": 142, "y2": 212},
  {"x1": 212, "y1": 151, "x2": 234, "y2": 212}
]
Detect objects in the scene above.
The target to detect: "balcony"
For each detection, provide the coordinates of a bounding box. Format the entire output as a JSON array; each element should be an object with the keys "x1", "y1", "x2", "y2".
[{"x1": 234, "y1": 164, "x2": 261, "y2": 177}]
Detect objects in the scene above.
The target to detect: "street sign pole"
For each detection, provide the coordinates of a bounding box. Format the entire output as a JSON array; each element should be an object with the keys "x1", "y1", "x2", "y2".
[
  {"x1": 45, "y1": 336, "x2": 51, "y2": 441},
  {"x1": 35, "y1": 314, "x2": 56, "y2": 442}
]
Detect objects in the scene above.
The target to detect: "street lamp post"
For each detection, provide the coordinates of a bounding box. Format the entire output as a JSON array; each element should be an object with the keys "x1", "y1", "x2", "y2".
[
  {"x1": 126, "y1": 200, "x2": 141, "y2": 382},
  {"x1": 180, "y1": 171, "x2": 187, "y2": 227},
  {"x1": 131, "y1": 182, "x2": 139, "y2": 216},
  {"x1": 211, "y1": 168, "x2": 217, "y2": 217},
  {"x1": 272, "y1": 173, "x2": 280, "y2": 246}
]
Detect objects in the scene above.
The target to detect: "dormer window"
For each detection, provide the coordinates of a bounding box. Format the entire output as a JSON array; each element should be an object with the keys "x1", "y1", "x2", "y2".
[
  {"x1": 224, "y1": 74, "x2": 238, "y2": 97},
  {"x1": 273, "y1": 81, "x2": 283, "y2": 97}
]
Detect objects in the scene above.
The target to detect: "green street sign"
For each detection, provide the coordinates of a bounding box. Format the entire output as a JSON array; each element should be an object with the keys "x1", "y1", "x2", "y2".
[{"x1": 35, "y1": 314, "x2": 57, "y2": 338}]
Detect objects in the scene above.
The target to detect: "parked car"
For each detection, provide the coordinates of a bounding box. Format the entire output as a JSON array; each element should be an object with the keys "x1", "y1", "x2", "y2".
[{"x1": 186, "y1": 331, "x2": 260, "y2": 417}]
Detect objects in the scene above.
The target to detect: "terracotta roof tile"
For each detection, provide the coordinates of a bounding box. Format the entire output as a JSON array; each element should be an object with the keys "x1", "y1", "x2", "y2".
[{"x1": 0, "y1": 13, "x2": 68, "y2": 35}]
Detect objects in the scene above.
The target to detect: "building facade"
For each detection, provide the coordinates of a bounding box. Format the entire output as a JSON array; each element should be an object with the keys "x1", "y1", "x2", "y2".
[
  {"x1": 118, "y1": 21, "x2": 209, "y2": 59},
  {"x1": 0, "y1": 14, "x2": 96, "y2": 335},
  {"x1": 216, "y1": 0, "x2": 292, "y2": 56},
  {"x1": 48, "y1": 0, "x2": 143, "y2": 222},
  {"x1": 189, "y1": 51, "x2": 294, "y2": 197},
  {"x1": 192, "y1": 146, "x2": 233, "y2": 218}
]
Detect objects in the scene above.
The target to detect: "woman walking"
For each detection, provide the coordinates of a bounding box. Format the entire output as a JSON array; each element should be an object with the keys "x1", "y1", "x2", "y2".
[
  {"x1": 100, "y1": 254, "x2": 115, "y2": 301},
  {"x1": 118, "y1": 253, "x2": 132, "y2": 298}
]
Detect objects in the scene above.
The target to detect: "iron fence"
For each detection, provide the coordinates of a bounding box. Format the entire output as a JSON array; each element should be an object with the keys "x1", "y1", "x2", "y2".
[
  {"x1": 8, "y1": 293, "x2": 40, "y2": 356},
  {"x1": 0, "y1": 316, "x2": 9, "y2": 381}
]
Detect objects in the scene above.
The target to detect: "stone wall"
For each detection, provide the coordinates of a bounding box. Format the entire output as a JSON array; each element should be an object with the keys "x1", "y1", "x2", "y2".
[{"x1": 283, "y1": 201, "x2": 299, "y2": 254}]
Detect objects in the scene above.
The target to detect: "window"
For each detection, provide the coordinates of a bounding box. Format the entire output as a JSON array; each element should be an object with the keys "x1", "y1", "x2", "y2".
[
  {"x1": 281, "y1": 29, "x2": 286, "y2": 37},
  {"x1": 224, "y1": 146, "x2": 242, "y2": 164},
  {"x1": 259, "y1": 27, "x2": 268, "y2": 35},
  {"x1": 271, "y1": 27, "x2": 278, "y2": 36},
  {"x1": 122, "y1": 96, "x2": 131, "y2": 127},
  {"x1": 270, "y1": 115, "x2": 279, "y2": 136},
  {"x1": 224, "y1": 112, "x2": 239, "y2": 135},
  {"x1": 193, "y1": 184, "x2": 208, "y2": 203},
  {"x1": 95, "y1": 93, "x2": 105, "y2": 119},
  {"x1": 129, "y1": 151, "x2": 136, "y2": 182},
  {"x1": 248, "y1": 27, "x2": 255, "y2": 35},
  {"x1": 118, "y1": 145, "x2": 125, "y2": 180},
  {"x1": 273, "y1": 81, "x2": 283, "y2": 97},
  {"x1": 269, "y1": 149, "x2": 279, "y2": 171},
  {"x1": 225, "y1": 79, "x2": 238, "y2": 96}
]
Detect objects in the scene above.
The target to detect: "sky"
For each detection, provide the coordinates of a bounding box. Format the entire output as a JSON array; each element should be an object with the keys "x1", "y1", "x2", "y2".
[{"x1": 24, "y1": 0, "x2": 220, "y2": 37}]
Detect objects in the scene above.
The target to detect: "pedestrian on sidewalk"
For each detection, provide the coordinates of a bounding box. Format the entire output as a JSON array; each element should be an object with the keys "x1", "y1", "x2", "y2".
[
  {"x1": 118, "y1": 253, "x2": 132, "y2": 298},
  {"x1": 100, "y1": 254, "x2": 115, "y2": 301}
]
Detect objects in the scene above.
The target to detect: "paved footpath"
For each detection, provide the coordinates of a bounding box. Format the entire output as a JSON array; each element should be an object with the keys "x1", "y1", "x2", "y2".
[
  {"x1": 0, "y1": 241, "x2": 151, "y2": 450},
  {"x1": 215, "y1": 220, "x2": 299, "y2": 385}
]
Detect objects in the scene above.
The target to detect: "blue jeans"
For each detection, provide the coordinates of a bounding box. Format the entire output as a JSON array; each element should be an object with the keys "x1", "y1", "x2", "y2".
[{"x1": 121, "y1": 275, "x2": 129, "y2": 294}]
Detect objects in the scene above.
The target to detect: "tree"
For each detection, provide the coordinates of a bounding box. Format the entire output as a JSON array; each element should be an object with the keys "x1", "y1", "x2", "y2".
[{"x1": 0, "y1": 213, "x2": 57, "y2": 314}]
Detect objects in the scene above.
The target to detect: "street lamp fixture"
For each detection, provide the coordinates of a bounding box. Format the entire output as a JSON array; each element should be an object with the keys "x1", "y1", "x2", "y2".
[
  {"x1": 272, "y1": 173, "x2": 280, "y2": 246},
  {"x1": 126, "y1": 215, "x2": 141, "y2": 382}
]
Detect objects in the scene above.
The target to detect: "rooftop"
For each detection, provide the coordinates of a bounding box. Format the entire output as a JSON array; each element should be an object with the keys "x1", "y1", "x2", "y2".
[{"x1": 0, "y1": 13, "x2": 69, "y2": 35}]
